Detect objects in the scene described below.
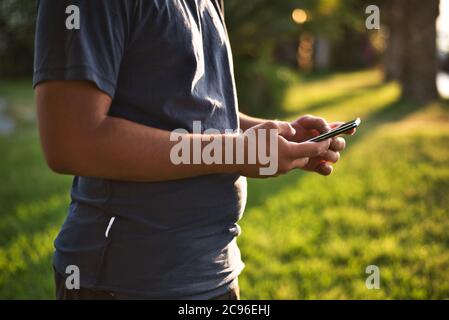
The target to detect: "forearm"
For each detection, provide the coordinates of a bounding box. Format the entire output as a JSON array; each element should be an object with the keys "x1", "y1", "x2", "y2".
[
  {"x1": 239, "y1": 112, "x2": 267, "y2": 131},
  {"x1": 36, "y1": 81, "x2": 249, "y2": 182},
  {"x1": 36, "y1": 82, "x2": 274, "y2": 182},
  {"x1": 50, "y1": 116, "x2": 243, "y2": 182}
]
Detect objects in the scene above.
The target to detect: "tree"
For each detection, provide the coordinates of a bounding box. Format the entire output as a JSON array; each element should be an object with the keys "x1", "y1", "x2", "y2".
[
  {"x1": 224, "y1": 0, "x2": 367, "y2": 116},
  {"x1": 383, "y1": 0, "x2": 440, "y2": 103},
  {"x1": 401, "y1": 0, "x2": 440, "y2": 102}
]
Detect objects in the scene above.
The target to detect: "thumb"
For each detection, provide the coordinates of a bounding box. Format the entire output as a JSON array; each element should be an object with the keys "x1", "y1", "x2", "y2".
[{"x1": 273, "y1": 121, "x2": 296, "y2": 139}]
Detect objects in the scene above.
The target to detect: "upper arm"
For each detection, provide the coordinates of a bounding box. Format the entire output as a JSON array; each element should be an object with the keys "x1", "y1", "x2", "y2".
[
  {"x1": 33, "y1": 0, "x2": 131, "y2": 97},
  {"x1": 35, "y1": 80, "x2": 111, "y2": 172},
  {"x1": 32, "y1": 0, "x2": 132, "y2": 172}
]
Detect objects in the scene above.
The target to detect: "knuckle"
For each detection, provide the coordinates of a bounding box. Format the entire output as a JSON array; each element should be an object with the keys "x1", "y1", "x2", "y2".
[
  {"x1": 265, "y1": 120, "x2": 277, "y2": 129},
  {"x1": 313, "y1": 116, "x2": 326, "y2": 126},
  {"x1": 319, "y1": 148, "x2": 328, "y2": 157},
  {"x1": 315, "y1": 146, "x2": 325, "y2": 157},
  {"x1": 303, "y1": 114, "x2": 312, "y2": 119},
  {"x1": 327, "y1": 150, "x2": 339, "y2": 162},
  {"x1": 333, "y1": 137, "x2": 345, "y2": 150},
  {"x1": 316, "y1": 116, "x2": 326, "y2": 124}
]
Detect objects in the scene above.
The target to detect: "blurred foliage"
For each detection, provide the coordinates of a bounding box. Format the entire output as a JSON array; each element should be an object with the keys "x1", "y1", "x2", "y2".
[
  {"x1": 0, "y1": 0, "x2": 442, "y2": 107},
  {"x1": 225, "y1": 0, "x2": 377, "y2": 116},
  {"x1": 233, "y1": 58, "x2": 299, "y2": 117},
  {"x1": 1, "y1": 71, "x2": 449, "y2": 298},
  {"x1": 239, "y1": 69, "x2": 449, "y2": 299},
  {"x1": 225, "y1": 0, "x2": 366, "y2": 56},
  {"x1": 0, "y1": 0, "x2": 377, "y2": 114},
  {"x1": 0, "y1": 0, "x2": 447, "y2": 300},
  {"x1": 0, "y1": 0, "x2": 36, "y2": 76}
]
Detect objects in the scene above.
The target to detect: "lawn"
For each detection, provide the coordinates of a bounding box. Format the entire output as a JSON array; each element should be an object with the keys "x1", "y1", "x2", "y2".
[{"x1": 1, "y1": 70, "x2": 448, "y2": 299}]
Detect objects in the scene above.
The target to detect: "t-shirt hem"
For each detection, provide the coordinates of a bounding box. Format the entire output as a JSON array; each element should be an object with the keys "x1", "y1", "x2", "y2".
[
  {"x1": 32, "y1": 65, "x2": 116, "y2": 98},
  {"x1": 53, "y1": 253, "x2": 245, "y2": 300},
  {"x1": 89, "y1": 264, "x2": 244, "y2": 300}
]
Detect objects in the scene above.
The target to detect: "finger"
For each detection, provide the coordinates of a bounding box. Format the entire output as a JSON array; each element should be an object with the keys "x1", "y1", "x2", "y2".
[
  {"x1": 330, "y1": 137, "x2": 346, "y2": 151},
  {"x1": 345, "y1": 128, "x2": 356, "y2": 135},
  {"x1": 293, "y1": 115, "x2": 330, "y2": 133},
  {"x1": 289, "y1": 139, "x2": 331, "y2": 158},
  {"x1": 315, "y1": 162, "x2": 333, "y2": 176},
  {"x1": 320, "y1": 150, "x2": 340, "y2": 163},
  {"x1": 329, "y1": 122, "x2": 344, "y2": 129},
  {"x1": 302, "y1": 157, "x2": 323, "y2": 172},
  {"x1": 329, "y1": 122, "x2": 356, "y2": 135},
  {"x1": 266, "y1": 121, "x2": 296, "y2": 139},
  {"x1": 277, "y1": 121, "x2": 296, "y2": 139}
]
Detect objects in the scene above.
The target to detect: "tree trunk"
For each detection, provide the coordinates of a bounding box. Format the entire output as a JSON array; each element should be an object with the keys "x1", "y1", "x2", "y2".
[
  {"x1": 383, "y1": 0, "x2": 406, "y2": 81},
  {"x1": 400, "y1": 0, "x2": 440, "y2": 102}
]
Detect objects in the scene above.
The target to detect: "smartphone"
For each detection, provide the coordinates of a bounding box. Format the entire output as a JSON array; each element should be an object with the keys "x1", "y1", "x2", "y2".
[{"x1": 308, "y1": 118, "x2": 361, "y2": 142}]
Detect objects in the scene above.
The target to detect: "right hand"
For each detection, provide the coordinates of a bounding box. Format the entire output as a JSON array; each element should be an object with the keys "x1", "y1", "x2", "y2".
[{"x1": 238, "y1": 121, "x2": 331, "y2": 178}]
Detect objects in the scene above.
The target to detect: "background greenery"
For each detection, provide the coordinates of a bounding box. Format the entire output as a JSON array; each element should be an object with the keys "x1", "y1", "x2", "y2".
[
  {"x1": 0, "y1": 0, "x2": 448, "y2": 299},
  {"x1": 1, "y1": 70, "x2": 448, "y2": 299}
]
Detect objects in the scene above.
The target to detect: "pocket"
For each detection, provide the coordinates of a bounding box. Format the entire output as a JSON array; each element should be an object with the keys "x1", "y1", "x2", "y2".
[
  {"x1": 53, "y1": 203, "x2": 116, "y2": 288},
  {"x1": 92, "y1": 216, "x2": 117, "y2": 286}
]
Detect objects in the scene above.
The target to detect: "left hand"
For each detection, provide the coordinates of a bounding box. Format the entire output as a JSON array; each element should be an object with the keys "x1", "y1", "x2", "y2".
[{"x1": 289, "y1": 115, "x2": 355, "y2": 176}]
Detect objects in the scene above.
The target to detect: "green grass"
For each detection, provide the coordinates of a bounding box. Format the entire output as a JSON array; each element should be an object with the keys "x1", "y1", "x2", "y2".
[{"x1": 1, "y1": 71, "x2": 449, "y2": 299}]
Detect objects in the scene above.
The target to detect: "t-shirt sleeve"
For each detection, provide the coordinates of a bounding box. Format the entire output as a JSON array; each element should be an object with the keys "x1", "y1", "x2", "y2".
[{"x1": 33, "y1": 0, "x2": 132, "y2": 98}]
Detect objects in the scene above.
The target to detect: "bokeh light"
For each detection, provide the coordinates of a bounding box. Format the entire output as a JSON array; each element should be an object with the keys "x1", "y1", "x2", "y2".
[{"x1": 292, "y1": 9, "x2": 308, "y2": 24}]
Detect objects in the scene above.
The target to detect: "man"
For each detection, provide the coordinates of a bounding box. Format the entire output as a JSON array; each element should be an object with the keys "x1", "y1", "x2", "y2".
[{"x1": 34, "y1": 0, "x2": 352, "y2": 300}]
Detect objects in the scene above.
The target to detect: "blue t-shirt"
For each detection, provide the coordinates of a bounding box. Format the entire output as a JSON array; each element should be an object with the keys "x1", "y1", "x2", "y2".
[{"x1": 33, "y1": 0, "x2": 247, "y2": 299}]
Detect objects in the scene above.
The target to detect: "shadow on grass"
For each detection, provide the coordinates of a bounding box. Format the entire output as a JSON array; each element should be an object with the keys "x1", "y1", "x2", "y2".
[
  {"x1": 280, "y1": 82, "x2": 388, "y2": 119},
  {"x1": 245, "y1": 95, "x2": 428, "y2": 211}
]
